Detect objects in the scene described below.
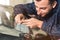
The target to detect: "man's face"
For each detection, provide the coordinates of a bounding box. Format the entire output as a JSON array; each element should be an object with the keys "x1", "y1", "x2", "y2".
[{"x1": 34, "y1": 0, "x2": 53, "y2": 17}]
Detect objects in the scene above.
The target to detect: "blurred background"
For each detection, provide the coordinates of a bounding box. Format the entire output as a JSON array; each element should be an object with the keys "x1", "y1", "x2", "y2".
[
  {"x1": 0, "y1": 0, "x2": 33, "y2": 6},
  {"x1": 0, "y1": 0, "x2": 33, "y2": 40},
  {"x1": 0, "y1": 0, "x2": 34, "y2": 27}
]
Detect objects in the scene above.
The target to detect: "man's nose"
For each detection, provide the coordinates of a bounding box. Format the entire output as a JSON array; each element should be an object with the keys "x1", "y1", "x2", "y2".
[{"x1": 37, "y1": 9, "x2": 41, "y2": 15}]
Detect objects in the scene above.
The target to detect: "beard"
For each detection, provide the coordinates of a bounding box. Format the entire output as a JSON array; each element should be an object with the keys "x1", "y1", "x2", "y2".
[{"x1": 36, "y1": 9, "x2": 54, "y2": 21}]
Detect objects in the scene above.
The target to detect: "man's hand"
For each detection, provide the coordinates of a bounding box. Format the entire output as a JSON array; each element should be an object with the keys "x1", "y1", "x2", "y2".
[
  {"x1": 22, "y1": 18, "x2": 43, "y2": 28},
  {"x1": 15, "y1": 14, "x2": 25, "y2": 24},
  {"x1": 15, "y1": 14, "x2": 43, "y2": 28}
]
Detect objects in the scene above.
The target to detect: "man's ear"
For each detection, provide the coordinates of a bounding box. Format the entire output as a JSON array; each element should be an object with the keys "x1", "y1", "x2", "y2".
[{"x1": 52, "y1": 1, "x2": 57, "y2": 8}]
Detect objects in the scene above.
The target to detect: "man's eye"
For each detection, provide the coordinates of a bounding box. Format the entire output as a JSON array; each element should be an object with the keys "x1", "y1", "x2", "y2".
[
  {"x1": 40, "y1": 8, "x2": 46, "y2": 10},
  {"x1": 36, "y1": 0, "x2": 41, "y2": 1}
]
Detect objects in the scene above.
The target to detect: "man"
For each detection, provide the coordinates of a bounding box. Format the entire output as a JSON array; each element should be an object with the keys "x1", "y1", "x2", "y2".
[{"x1": 14, "y1": 0, "x2": 60, "y2": 40}]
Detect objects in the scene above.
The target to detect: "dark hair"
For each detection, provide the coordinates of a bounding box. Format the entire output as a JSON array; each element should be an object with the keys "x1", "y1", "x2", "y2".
[
  {"x1": 49, "y1": 0, "x2": 56, "y2": 4},
  {"x1": 35, "y1": 0, "x2": 57, "y2": 4}
]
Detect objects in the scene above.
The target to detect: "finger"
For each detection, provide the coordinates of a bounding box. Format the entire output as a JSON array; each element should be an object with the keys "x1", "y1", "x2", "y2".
[
  {"x1": 15, "y1": 20, "x2": 23, "y2": 24},
  {"x1": 22, "y1": 22, "x2": 28, "y2": 25},
  {"x1": 22, "y1": 19, "x2": 30, "y2": 23}
]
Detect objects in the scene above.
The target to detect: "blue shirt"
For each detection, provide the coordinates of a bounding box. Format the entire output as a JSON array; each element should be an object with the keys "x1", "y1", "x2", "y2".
[{"x1": 14, "y1": 0, "x2": 60, "y2": 36}]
